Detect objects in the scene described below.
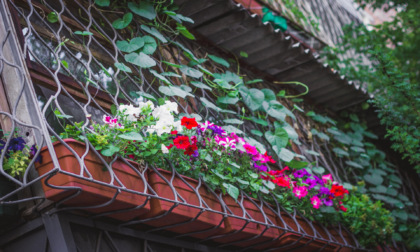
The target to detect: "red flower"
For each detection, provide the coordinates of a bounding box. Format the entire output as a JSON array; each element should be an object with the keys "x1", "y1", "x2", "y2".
[
  {"x1": 171, "y1": 130, "x2": 178, "y2": 135},
  {"x1": 128, "y1": 154, "x2": 135, "y2": 159},
  {"x1": 273, "y1": 177, "x2": 291, "y2": 188},
  {"x1": 339, "y1": 205, "x2": 347, "y2": 212},
  {"x1": 167, "y1": 144, "x2": 174, "y2": 150},
  {"x1": 181, "y1": 117, "x2": 198, "y2": 129},
  {"x1": 264, "y1": 152, "x2": 276, "y2": 163},
  {"x1": 330, "y1": 184, "x2": 349, "y2": 197},
  {"x1": 184, "y1": 144, "x2": 198, "y2": 156},
  {"x1": 173, "y1": 136, "x2": 190, "y2": 149}
]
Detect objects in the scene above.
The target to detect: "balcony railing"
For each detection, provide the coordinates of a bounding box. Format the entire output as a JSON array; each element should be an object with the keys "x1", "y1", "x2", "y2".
[{"x1": 0, "y1": 0, "x2": 409, "y2": 251}]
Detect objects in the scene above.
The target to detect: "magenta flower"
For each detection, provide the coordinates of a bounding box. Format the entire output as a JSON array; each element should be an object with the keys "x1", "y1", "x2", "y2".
[
  {"x1": 310, "y1": 196, "x2": 322, "y2": 209},
  {"x1": 303, "y1": 178, "x2": 318, "y2": 189},
  {"x1": 293, "y1": 186, "x2": 308, "y2": 199},
  {"x1": 200, "y1": 121, "x2": 214, "y2": 131},
  {"x1": 103, "y1": 115, "x2": 122, "y2": 128},
  {"x1": 322, "y1": 174, "x2": 333, "y2": 184},
  {"x1": 243, "y1": 143, "x2": 258, "y2": 155},
  {"x1": 254, "y1": 163, "x2": 268, "y2": 172},
  {"x1": 322, "y1": 197, "x2": 334, "y2": 206},
  {"x1": 218, "y1": 137, "x2": 236, "y2": 149},
  {"x1": 293, "y1": 169, "x2": 310, "y2": 178}
]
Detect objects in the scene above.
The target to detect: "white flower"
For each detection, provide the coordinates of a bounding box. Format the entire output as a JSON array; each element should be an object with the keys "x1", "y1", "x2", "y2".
[
  {"x1": 161, "y1": 144, "x2": 169, "y2": 154},
  {"x1": 119, "y1": 104, "x2": 141, "y2": 121},
  {"x1": 162, "y1": 101, "x2": 179, "y2": 114},
  {"x1": 154, "y1": 120, "x2": 173, "y2": 136},
  {"x1": 138, "y1": 100, "x2": 155, "y2": 113},
  {"x1": 173, "y1": 120, "x2": 183, "y2": 132}
]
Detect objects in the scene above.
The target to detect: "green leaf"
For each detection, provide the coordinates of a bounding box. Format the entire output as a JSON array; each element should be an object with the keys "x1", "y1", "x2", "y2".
[
  {"x1": 217, "y1": 96, "x2": 239, "y2": 105},
  {"x1": 208, "y1": 54, "x2": 230, "y2": 68},
  {"x1": 74, "y1": 31, "x2": 93, "y2": 36},
  {"x1": 214, "y1": 71, "x2": 243, "y2": 86},
  {"x1": 117, "y1": 37, "x2": 144, "y2": 53},
  {"x1": 190, "y1": 81, "x2": 212, "y2": 91},
  {"x1": 54, "y1": 109, "x2": 73, "y2": 119},
  {"x1": 279, "y1": 148, "x2": 295, "y2": 162},
  {"x1": 244, "y1": 137, "x2": 266, "y2": 153},
  {"x1": 223, "y1": 119, "x2": 243, "y2": 125},
  {"x1": 141, "y1": 36, "x2": 157, "y2": 55},
  {"x1": 61, "y1": 60, "x2": 69, "y2": 69},
  {"x1": 223, "y1": 183, "x2": 239, "y2": 200},
  {"x1": 389, "y1": 174, "x2": 402, "y2": 184},
  {"x1": 312, "y1": 166, "x2": 325, "y2": 174},
  {"x1": 368, "y1": 185, "x2": 387, "y2": 194},
  {"x1": 176, "y1": 23, "x2": 195, "y2": 40},
  {"x1": 306, "y1": 150, "x2": 320, "y2": 156},
  {"x1": 114, "y1": 62, "x2": 132, "y2": 73},
  {"x1": 159, "y1": 85, "x2": 193, "y2": 98},
  {"x1": 110, "y1": 104, "x2": 117, "y2": 116},
  {"x1": 162, "y1": 61, "x2": 182, "y2": 68},
  {"x1": 118, "y1": 132, "x2": 144, "y2": 141},
  {"x1": 239, "y1": 86, "x2": 265, "y2": 111},
  {"x1": 200, "y1": 97, "x2": 222, "y2": 112},
  {"x1": 95, "y1": 0, "x2": 110, "y2": 7},
  {"x1": 101, "y1": 144, "x2": 120, "y2": 156},
  {"x1": 251, "y1": 129, "x2": 263, "y2": 137},
  {"x1": 47, "y1": 12, "x2": 58, "y2": 23},
  {"x1": 332, "y1": 147, "x2": 349, "y2": 157},
  {"x1": 265, "y1": 128, "x2": 288, "y2": 149},
  {"x1": 140, "y1": 25, "x2": 167, "y2": 43},
  {"x1": 261, "y1": 89, "x2": 276, "y2": 101},
  {"x1": 286, "y1": 160, "x2": 308, "y2": 169},
  {"x1": 345, "y1": 160, "x2": 364, "y2": 169},
  {"x1": 246, "y1": 79, "x2": 263, "y2": 84},
  {"x1": 124, "y1": 52, "x2": 155, "y2": 68},
  {"x1": 135, "y1": 91, "x2": 157, "y2": 102},
  {"x1": 128, "y1": 1, "x2": 156, "y2": 20},
  {"x1": 283, "y1": 124, "x2": 298, "y2": 140},
  {"x1": 112, "y1": 13, "x2": 133, "y2": 29},
  {"x1": 180, "y1": 65, "x2": 203, "y2": 78},
  {"x1": 222, "y1": 125, "x2": 244, "y2": 135},
  {"x1": 149, "y1": 69, "x2": 171, "y2": 84},
  {"x1": 392, "y1": 210, "x2": 408, "y2": 221},
  {"x1": 240, "y1": 51, "x2": 248, "y2": 58},
  {"x1": 251, "y1": 117, "x2": 268, "y2": 126},
  {"x1": 364, "y1": 174, "x2": 384, "y2": 185}
]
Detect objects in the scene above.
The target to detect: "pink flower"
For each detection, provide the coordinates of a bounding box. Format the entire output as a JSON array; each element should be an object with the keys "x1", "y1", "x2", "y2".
[
  {"x1": 310, "y1": 196, "x2": 322, "y2": 209},
  {"x1": 200, "y1": 121, "x2": 214, "y2": 131},
  {"x1": 322, "y1": 174, "x2": 333, "y2": 184},
  {"x1": 218, "y1": 137, "x2": 236, "y2": 149},
  {"x1": 243, "y1": 143, "x2": 258, "y2": 155},
  {"x1": 293, "y1": 186, "x2": 308, "y2": 199},
  {"x1": 103, "y1": 115, "x2": 121, "y2": 128}
]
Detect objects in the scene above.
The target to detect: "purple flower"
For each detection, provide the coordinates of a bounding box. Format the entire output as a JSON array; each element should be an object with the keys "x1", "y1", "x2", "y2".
[
  {"x1": 30, "y1": 144, "x2": 42, "y2": 164},
  {"x1": 208, "y1": 125, "x2": 226, "y2": 137},
  {"x1": 303, "y1": 178, "x2": 318, "y2": 189},
  {"x1": 192, "y1": 150, "x2": 199, "y2": 158},
  {"x1": 322, "y1": 198, "x2": 334, "y2": 206},
  {"x1": 254, "y1": 163, "x2": 268, "y2": 172},
  {"x1": 9, "y1": 137, "x2": 26, "y2": 152},
  {"x1": 318, "y1": 186, "x2": 331, "y2": 196},
  {"x1": 293, "y1": 169, "x2": 310, "y2": 178},
  {"x1": 312, "y1": 175, "x2": 324, "y2": 186}
]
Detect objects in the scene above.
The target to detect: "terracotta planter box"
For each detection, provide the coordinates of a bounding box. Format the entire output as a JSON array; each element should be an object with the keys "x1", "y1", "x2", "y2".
[
  {"x1": 143, "y1": 169, "x2": 225, "y2": 238},
  {"x1": 35, "y1": 139, "x2": 149, "y2": 221},
  {"x1": 213, "y1": 195, "x2": 280, "y2": 247},
  {"x1": 268, "y1": 215, "x2": 340, "y2": 252}
]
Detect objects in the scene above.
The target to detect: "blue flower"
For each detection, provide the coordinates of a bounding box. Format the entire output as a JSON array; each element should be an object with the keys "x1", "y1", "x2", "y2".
[
  {"x1": 8, "y1": 137, "x2": 26, "y2": 152},
  {"x1": 30, "y1": 144, "x2": 42, "y2": 164}
]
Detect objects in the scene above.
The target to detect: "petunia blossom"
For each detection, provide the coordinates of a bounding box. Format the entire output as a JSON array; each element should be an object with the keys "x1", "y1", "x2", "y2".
[
  {"x1": 173, "y1": 136, "x2": 190, "y2": 149},
  {"x1": 293, "y1": 169, "x2": 310, "y2": 178},
  {"x1": 181, "y1": 117, "x2": 198, "y2": 129},
  {"x1": 310, "y1": 196, "x2": 322, "y2": 209},
  {"x1": 243, "y1": 143, "x2": 258, "y2": 155},
  {"x1": 218, "y1": 137, "x2": 236, "y2": 149},
  {"x1": 322, "y1": 174, "x2": 333, "y2": 184},
  {"x1": 293, "y1": 186, "x2": 308, "y2": 199}
]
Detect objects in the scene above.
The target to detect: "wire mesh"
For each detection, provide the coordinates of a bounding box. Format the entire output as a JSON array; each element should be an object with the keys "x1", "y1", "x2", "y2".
[{"x1": 0, "y1": 0, "x2": 414, "y2": 251}]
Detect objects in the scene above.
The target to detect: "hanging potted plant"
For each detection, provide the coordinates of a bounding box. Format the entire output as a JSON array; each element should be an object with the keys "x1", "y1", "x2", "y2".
[{"x1": 0, "y1": 135, "x2": 42, "y2": 225}]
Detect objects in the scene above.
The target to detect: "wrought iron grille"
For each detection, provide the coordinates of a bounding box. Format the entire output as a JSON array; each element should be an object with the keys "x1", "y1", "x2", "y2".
[{"x1": 0, "y1": 0, "x2": 415, "y2": 251}]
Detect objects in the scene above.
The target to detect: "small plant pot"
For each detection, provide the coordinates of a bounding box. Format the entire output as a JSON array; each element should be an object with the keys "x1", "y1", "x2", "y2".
[
  {"x1": 213, "y1": 195, "x2": 280, "y2": 247},
  {"x1": 0, "y1": 176, "x2": 19, "y2": 226},
  {"x1": 35, "y1": 139, "x2": 149, "y2": 221},
  {"x1": 143, "y1": 169, "x2": 225, "y2": 238}
]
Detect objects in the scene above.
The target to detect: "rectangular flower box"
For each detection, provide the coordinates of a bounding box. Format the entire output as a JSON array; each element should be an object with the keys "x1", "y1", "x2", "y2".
[
  {"x1": 213, "y1": 195, "x2": 280, "y2": 247},
  {"x1": 35, "y1": 139, "x2": 150, "y2": 221},
  {"x1": 143, "y1": 169, "x2": 225, "y2": 238}
]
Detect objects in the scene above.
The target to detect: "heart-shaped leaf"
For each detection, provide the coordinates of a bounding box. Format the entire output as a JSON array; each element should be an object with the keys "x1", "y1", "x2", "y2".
[
  {"x1": 239, "y1": 86, "x2": 265, "y2": 111},
  {"x1": 128, "y1": 1, "x2": 156, "y2": 20},
  {"x1": 180, "y1": 65, "x2": 203, "y2": 78},
  {"x1": 112, "y1": 12, "x2": 133, "y2": 29},
  {"x1": 116, "y1": 37, "x2": 144, "y2": 52},
  {"x1": 124, "y1": 52, "x2": 155, "y2": 68},
  {"x1": 265, "y1": 128, "x2": 288, "y2": 149},
  {"x1": 141, "y1": 25, "x2": 167, "y2": 43},
  {"x1": 208, "y1": 54, "x2": 230, "y2": 68},
  {"x1": 114, "y1": 62, "x2": 132, "y2": 73}
]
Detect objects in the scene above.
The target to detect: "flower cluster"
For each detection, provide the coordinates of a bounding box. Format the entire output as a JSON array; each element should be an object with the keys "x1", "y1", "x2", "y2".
[
  {"x1": 262, "y1": 168, "x2": 349, "y2": 212},
  {"x1": 0, "y1": 136, "x2": 42, "y2": 177}
]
